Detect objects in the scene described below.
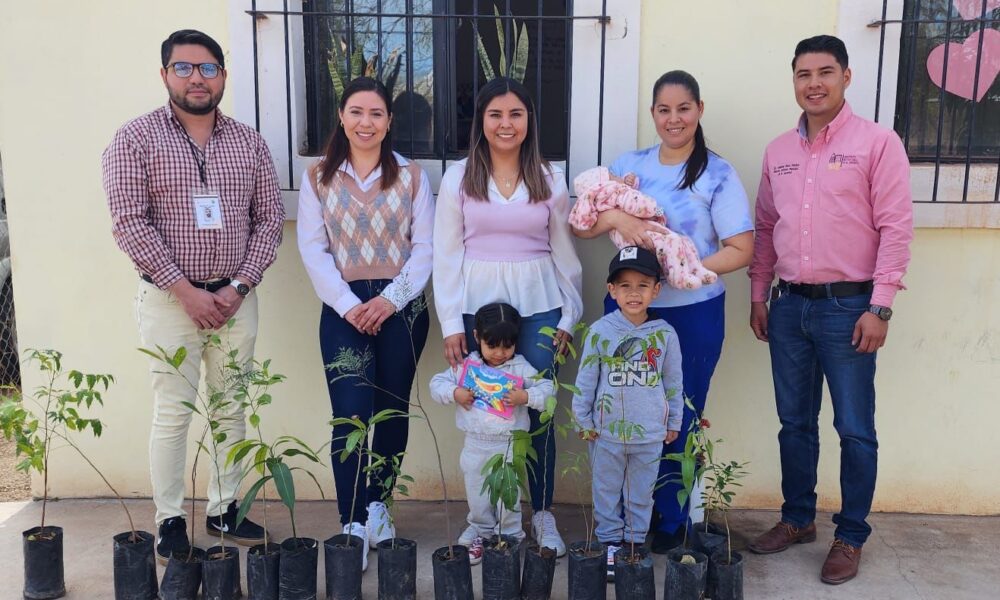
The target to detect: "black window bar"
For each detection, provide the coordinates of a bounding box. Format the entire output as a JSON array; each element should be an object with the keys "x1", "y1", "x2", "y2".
[
  {"x1": 246, "y1": 0, "x2": 611, "y2": 192},
  {"x1": 869, "y1": 0, "x2": 1000, "y2": 203}
]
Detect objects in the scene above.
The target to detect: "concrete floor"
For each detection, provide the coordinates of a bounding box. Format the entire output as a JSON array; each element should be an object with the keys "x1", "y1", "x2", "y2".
[{"x1": 1, "y1": 499, "x2": 998, "y2": 599}]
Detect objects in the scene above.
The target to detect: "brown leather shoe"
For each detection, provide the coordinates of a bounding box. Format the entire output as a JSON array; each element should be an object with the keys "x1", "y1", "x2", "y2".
[
  {"x1": 821, "y1": 540, "x2": 862, "y2": 584},
  {"x1": 747, "y1": 521, "x2": 817, "y2": 554}
]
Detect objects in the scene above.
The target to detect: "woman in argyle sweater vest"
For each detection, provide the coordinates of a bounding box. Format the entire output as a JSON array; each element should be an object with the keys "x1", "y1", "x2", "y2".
[{"x1": 297, "y1": 78, "x2": 433, "y2": 563}]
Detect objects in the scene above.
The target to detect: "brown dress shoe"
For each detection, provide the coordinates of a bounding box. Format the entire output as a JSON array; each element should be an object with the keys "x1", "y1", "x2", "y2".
[
  {"x1": 821, "y1": 540, "x2": 862, "y2": 584},
  {"x1": 747, "y1": 521, "x2": 817, "y2": 554}
]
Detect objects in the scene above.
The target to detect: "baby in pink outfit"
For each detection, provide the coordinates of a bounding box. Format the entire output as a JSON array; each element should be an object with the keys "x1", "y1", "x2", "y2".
[{"x1": 570, "y1": 166, "x2": 717, "y2": 290}]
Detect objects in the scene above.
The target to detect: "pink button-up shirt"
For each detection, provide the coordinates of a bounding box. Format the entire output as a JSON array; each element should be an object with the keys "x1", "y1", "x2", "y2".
[{"x1": 749, "y1": 102, "x2": 913, "y2": 307}]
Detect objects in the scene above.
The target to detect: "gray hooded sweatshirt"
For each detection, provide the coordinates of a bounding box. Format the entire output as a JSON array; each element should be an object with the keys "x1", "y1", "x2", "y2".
[{"x1": 572, "y1": 310, "x2": 683, "y2": 443}]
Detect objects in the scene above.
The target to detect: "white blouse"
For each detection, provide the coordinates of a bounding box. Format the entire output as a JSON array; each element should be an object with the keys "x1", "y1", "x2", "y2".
[
  {"x1": 432, "y1": 159, "x2": 583, "y2": 338},
  {"x1": 297, "y1": 153, "x2": 434, "y2": 316}
]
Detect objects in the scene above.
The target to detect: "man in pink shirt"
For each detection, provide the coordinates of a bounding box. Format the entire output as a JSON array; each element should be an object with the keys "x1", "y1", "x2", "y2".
[{"x1": 747, "y1": 35, "x2": 913, "y2": 585}]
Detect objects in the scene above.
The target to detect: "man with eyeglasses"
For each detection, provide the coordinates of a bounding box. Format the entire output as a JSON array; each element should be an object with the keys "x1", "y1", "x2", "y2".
[{"x1": 102, "y1": 29, "x2": 284, "y2": 563}]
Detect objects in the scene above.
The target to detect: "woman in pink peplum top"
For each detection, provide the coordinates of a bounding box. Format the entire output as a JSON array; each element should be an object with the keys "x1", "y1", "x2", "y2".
[{"x1": 432, "y1": 77, "x2": 583, "y2": 556}]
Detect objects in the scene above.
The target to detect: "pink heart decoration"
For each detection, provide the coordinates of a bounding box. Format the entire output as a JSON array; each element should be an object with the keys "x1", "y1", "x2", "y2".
[
  {"x1": 926, "y1": 28, "x2": 1000, "y2": 102},
  {"x1": 954, "y1": 0, "x2": 1000, "y2": 20}
]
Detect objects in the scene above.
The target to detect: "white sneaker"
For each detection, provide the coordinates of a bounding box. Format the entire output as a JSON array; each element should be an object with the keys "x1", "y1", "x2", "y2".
[
  {"x1": 531, "y1": 510, "x2": 567, "y2": 557},
  {"x1": 457, "y1": 526, "x2": 484, "y2": 566},
  {"x1": 366, "y1": 501, "x2": 395, "y2": 549},
  {"x1": 343, "y1": 522, "x2": 369, "y2": 571}
]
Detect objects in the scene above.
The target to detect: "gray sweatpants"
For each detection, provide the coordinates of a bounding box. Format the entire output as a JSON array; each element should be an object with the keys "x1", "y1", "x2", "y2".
[
  {"x1": 590, "y1": 437, "x2": 662, "y2": 544},
  {"x1": 460, "y1": 433, "x2": 525, "y2": 540}
]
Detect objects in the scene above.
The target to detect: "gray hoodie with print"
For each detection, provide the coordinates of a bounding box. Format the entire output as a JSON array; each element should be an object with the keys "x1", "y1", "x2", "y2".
[{"x1": 572, "y1": 310, "x2": 683, "y2": 444}]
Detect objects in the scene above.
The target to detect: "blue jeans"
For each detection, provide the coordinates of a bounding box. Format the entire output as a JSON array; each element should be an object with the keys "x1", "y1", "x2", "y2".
[
  {"x1": 767, "y1": 291, "x2": 877, "y2": 547},
  {"x1": 605, "y1": 293, "x2": 725, "y2": 534},
  {"x1": 463, "y1": 307, "x2": 561, "y2": 511},
  {"x1": 321, "y1": 280, "x2": 429, "y2": 525}
]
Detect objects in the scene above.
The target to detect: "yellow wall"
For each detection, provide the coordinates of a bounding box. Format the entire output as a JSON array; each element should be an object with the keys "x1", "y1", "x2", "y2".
[{"x1": 1, "y1": 0, "x2": 997, "y2": 519}]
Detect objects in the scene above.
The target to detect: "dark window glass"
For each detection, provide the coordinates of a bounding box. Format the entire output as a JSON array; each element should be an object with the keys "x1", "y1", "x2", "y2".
[
  {"x1": 303, "y1": 0, "x2": 571, "y2": 159},
  {"x1": 894, "y1": 0, "x2": 1000, "y2": 161}
]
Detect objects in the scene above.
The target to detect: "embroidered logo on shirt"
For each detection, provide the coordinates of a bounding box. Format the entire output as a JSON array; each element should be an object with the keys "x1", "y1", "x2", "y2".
[
  {"x1": 772, "y1": 163, "x2": 801, "y2": 176},
  {"x1": 828, "y1": 154, "x2": 860, "y2": 170}
]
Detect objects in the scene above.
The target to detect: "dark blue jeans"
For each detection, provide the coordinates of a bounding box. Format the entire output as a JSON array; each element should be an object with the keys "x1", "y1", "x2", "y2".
[
  {"x1": 767, "y1": 291, "x2": 877, "y2": 547},
  {"x1": 604, "y1": 293, "x2": 725, "y2": 534},
  {"x1": 321, "y1": 280, "x2": 429, "y2": 525},
  {"x1": 463, "y1": 307, "x2": 561, "y2": 511}
]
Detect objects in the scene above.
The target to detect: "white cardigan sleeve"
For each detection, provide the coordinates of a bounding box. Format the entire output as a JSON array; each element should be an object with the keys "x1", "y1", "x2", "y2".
[
  {"x1": 380, "y1": 168, "x2": 435, "y2": 311},
  {"x1": 296, "y1": 170, "x2": 362, "y2": 317},
  {"x1": 547, "y1": 175, "x2": 584, "y2": 332},
  {"x1": 432, "y1": 166, "x2": 468, "y2": 338}
]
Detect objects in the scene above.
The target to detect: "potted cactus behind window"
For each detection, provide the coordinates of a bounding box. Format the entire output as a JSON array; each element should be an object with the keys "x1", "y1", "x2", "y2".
[{"x1": 475, "y1": 5, "x2": 530, "y2": 83}]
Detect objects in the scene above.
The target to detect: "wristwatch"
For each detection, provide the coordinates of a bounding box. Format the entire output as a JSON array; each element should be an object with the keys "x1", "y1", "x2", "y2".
[
  {"x1": 230, "y1": 279, "x2": 251, "y2": 297},
  {"x1": 868, "y1": 305, "x2": 892, "y2": 321}
]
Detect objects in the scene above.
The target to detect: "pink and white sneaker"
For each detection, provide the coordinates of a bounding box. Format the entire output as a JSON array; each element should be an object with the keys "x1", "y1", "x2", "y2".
[{"x1": 467, "y1": 536, "x2": 484, "y2": 566}]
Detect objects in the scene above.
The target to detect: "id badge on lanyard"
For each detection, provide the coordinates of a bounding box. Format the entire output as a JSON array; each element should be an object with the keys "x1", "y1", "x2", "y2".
[{"x1": 193, "y1": 188, "x2": 223, "y2": 230}]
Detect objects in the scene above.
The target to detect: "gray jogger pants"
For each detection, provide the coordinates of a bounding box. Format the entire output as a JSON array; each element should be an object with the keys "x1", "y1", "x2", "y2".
[{"x1": 590, "y1": 437, "x2": 662, "y2": 544}]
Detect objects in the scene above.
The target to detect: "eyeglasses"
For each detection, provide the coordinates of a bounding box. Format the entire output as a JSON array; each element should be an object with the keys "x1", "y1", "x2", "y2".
[{"x1": 167, "y1": 62, "x2": 222, "y2": 79}]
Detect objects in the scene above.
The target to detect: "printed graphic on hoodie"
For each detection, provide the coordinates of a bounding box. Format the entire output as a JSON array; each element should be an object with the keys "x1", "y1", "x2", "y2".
[{"x1": 608, "y1": 336, "x2": 662, "y2": 387}]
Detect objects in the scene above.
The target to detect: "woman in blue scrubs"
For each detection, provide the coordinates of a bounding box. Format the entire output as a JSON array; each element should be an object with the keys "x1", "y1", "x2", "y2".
[{"x1": 573, "y1": 70, "x2": 754, "y2": 552}]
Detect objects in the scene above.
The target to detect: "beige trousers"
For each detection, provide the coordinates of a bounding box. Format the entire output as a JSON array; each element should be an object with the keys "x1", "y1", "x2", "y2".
[{"x1": 135, "y1": 279, "x2": 258, "y2": 525}]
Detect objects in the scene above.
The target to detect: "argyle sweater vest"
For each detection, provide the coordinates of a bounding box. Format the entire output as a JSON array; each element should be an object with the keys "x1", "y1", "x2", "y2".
[{"x1": 317, "y1": 163, "x2": 420, "y2": 282}]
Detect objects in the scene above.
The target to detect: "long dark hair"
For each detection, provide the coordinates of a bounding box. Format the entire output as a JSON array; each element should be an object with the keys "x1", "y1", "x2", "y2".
[
  {"x1": 316, "y1": 77, "x2": 399, "y2": 190},
  {"x1": 474, "y1": 302, "x2": 521, "y2": 351},
  {"x1": 652, "y1": 70, "x2": 709, "y2": 191},
  {"x1": 462, "y1": 77, "x2": 551, "y2": 202}
]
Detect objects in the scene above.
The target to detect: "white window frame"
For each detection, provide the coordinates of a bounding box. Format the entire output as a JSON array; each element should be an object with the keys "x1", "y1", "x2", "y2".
[
  {"x1": 838, "y1": 0, "x2": 1000, "y2": 228},
  {"x1": 227, "y1": 0, "x2": 642, "y2": 219}
]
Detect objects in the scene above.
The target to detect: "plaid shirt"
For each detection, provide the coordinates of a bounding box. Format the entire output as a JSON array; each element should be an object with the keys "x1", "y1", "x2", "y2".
[{"x1": 103, "y1": 103, "x2": 283, "y2": 288}]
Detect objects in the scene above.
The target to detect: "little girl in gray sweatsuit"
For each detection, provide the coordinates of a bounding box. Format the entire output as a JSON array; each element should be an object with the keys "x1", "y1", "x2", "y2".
[{"x1": 430, "y1": 303, "x2": 554, "y2": 564}]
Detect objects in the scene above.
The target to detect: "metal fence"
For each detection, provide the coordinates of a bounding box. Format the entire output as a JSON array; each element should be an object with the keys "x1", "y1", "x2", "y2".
[
  {"x1": 245, "y1": 0, "x2": 610, "y2": 192},
  {"x1": 0, "y1": 156, "x2": 20, "y2": 389},
  {"x1": 869, "y1": 0, "x2": 1000, "y2": 203}
]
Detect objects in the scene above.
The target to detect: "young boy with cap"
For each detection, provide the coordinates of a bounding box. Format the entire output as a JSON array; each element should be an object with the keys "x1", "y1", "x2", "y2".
[{"x1": 572, "y1": 246, "x2": 684, "y2": 580}]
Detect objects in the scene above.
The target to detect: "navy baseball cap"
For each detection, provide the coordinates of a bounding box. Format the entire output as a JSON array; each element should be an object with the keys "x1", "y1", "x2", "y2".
[{"x1": 607, "y1": 246, "x2": 662, "y2": 282}]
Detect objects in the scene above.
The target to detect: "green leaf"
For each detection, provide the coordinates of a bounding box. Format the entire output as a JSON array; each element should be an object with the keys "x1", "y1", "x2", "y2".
[
  {"x1": 269, "y1": 459, "x2": 296, "y2": 512},
  {"x1": 227, "y1": 439, "x2": 259, "y2": 467},
  {"x1": 344, "y1": 429, "x2": 364, "y2": 456},
  {"x1": 349, "y1": 44, "x2": 365, "y2": 79},
  {"x1": 510, "y1": 22, "x2": 529, "y2": 82},
  {"x1": 237, "y1": 475, "x2": 272, "y2": 527},
  {"x1": 561, "y1": 383, "x2": 581, "y2": 395},
  {"x1": 170, "y1": 347, "x2": 188, "y2": 370},
  {"x1": 253, "y1": 445, "x2": 269, "y2": 475},
  {"x1": 493, "y1": 6, "x2": 507, "y2": 76},
  {"x1": 475, "y1": 33, "x2": 496, "y2": 80},
  {"x1": 249, "y1": 414, "x2": 260, "y2": 428},
  {"x1": 293, "y1": 467, "x2": 326, "y2": 500}
]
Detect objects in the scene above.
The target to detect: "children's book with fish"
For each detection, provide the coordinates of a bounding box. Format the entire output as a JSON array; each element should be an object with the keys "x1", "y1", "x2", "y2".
[{"x1": 458, "y1": 358, "x2": 523, "y2": 420}]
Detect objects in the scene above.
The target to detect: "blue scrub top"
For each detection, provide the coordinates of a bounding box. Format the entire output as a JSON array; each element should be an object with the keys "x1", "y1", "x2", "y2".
[{"x1": 610, "y1": 145, "x2": 753, "y2": 308}]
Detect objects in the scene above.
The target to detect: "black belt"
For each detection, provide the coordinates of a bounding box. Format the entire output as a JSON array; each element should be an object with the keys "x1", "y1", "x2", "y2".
[
  {"x1": 779, "y1": 279, "x2": 873, "y2": 299},
  {"x1": 141, "y1": 274, "x2": 231, "y2": 293}
]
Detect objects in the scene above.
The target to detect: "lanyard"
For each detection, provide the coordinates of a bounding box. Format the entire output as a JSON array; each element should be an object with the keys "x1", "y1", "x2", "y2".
[
  {"x1": 171, "y1": 116, "x2": 212, "y2": 186},
  {"x1": 184, "y1": 136, "x2": 208, "y2": 186}
]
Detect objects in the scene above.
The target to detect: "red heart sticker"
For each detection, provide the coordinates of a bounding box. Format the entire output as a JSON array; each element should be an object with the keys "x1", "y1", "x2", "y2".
[{"x1": 926, "y1": 28, "x2": 1000, "y2": 102}]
